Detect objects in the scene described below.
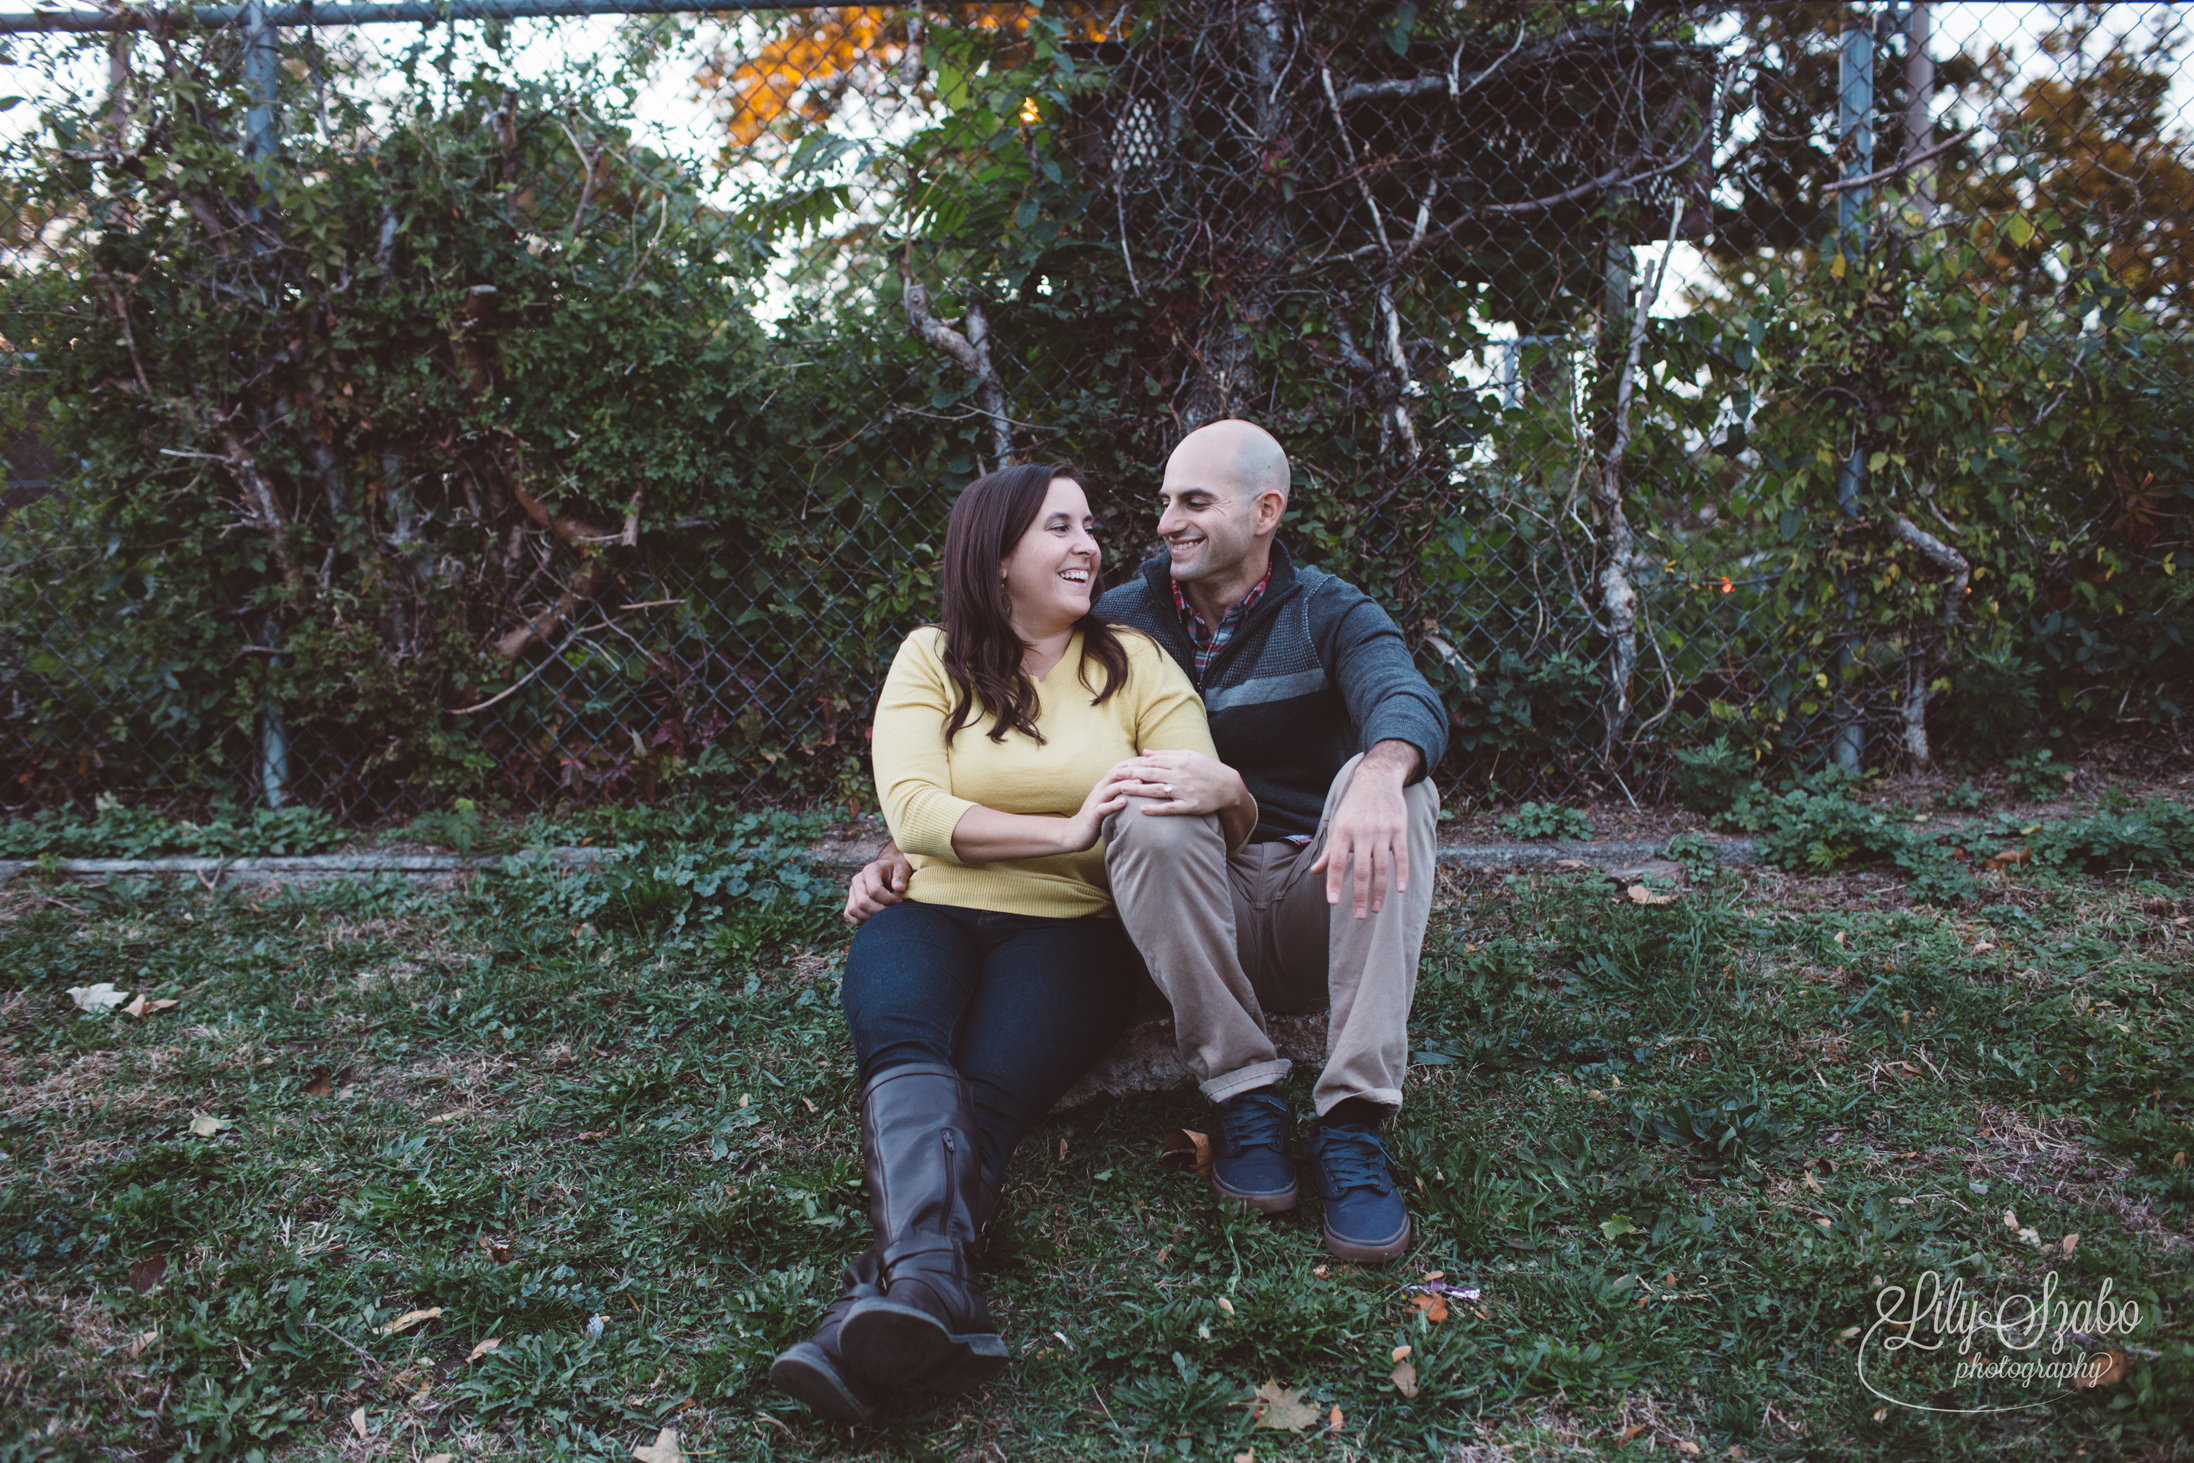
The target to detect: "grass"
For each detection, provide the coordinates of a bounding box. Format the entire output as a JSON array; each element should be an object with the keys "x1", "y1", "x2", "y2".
[{"x1": 1, "y1": 838, "x2": 2190, "y2": 1461}]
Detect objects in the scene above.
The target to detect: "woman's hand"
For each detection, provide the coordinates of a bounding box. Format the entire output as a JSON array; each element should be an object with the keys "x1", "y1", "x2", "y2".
[
  {"x1": 1057, "y1": 763, "x2": 1137, "y2": 853},
  {"x1": 1109, "y1": 749, "x2": 1257, "y2": 850}
]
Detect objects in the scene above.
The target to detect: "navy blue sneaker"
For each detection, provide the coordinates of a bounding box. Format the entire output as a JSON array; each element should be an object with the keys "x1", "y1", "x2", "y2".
[
  {"x1": 1307, "y1": 1121, "x2": 1410, "y2": 1263},
  {"x1": 1210, "y1": 1088, "x2": 1298, "y2": 1214}
]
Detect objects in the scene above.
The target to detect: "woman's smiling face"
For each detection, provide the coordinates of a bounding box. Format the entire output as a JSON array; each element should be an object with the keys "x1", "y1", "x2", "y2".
[{"x1": 1000, "y1": 476, "x2": 1100, "y2": 638}]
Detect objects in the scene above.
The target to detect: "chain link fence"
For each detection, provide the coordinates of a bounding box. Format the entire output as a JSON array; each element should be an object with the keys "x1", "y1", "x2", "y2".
[{"x1": 2, "y1": 1, "x2": 2189, "y2": 824}]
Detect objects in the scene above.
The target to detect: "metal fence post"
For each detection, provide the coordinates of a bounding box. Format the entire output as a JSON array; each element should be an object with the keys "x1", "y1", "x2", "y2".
[
  {"x1": 244, "y1": 0, "x2": 294, "y2": 806},
  {"x1": 1831, "y1": 4, "x2": 1875, "y2": 772}
]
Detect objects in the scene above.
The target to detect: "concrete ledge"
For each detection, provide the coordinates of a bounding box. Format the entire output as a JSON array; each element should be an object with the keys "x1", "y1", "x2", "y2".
[
  {"x1": 0, "y1": 848, "x2": 603, "y2": 885},
  {"x1": 0, "y1": 837, "x2": 1753, "y2": 887}
]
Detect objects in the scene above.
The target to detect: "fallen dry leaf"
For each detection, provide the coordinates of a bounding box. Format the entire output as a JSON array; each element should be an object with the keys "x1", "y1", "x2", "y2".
[
  {"x1": 2063, "y1": 1232, "x2": 2080, "y2": 1257},
  {"x1": 1248, "y1": 1379, "x2": 1319, "y2": 1432},
  {"x1": 67, "y1": 983, "x2": 130, "y2": 1013},
  {"x1": 305, "y1": 1068, "x2": 334, "y2": 1098},
  {"x1": 1216, "y1": 1296, "x2": 1235, "y2": 1315},
  {"x1": 126, "y1": 1329, "x2": 158, "y2": 1358},
  {"x1": 1328, "y1": 1403, "x2": 1344, "y2": 1432},
  {"x1": 467, "y1": 1337, "x2": 501, "y2": 1363},
  {"x1": 1391, "y1": 1344, "x2": 1412, "y2": 1363},
  {"x1": 424, "y1": 1456, "x2": 454, "y2": 1463},
  {"x1": 479, "y1": 1235, "x2": 513, "y2": 1265},
  {"x1": 348, "y1": 1407, "x2": 368, "y2": 1440},
  {"x1": 1161, "y1": 1128, "x2": 1215, "y2": 1177},
  {"x1": 1554, "y1": 859, "x2": 1590, "y2": 870},
  {"x1": 1233, "y1": 1453, "x2": 1254, "y2": 1463},
  {"x1": 1408, "y1": 1293, "x2": 1449, "y2": 1323},
  {"x1": 128, "y1": 1253, "x2": 168, "y2": 1293},
  {"x1": 632, "y1": 1427, "x2": 685, "y2": 1463},
  {"x1": 1972, "y1": 941, "x2": 1995, "y2": 955},
  {"x1": 1619, "y1": 1423, "x2": 1647, "y2": 1442},
  {"x1": 1390, "y1": 1360, "x2": 1418, "y2": 1397},
  {"x1": 2074, "y1": 1349, "x2": 2131, "y2": 1390},
  {"x1": 122, "y1": 994, "x2": 178, "y2": 1018},
  {"x1": 1677, "y1": 1443, "x2": 1701, "y2": 1456},
  {"x1": 187, "y1": 1115, "x2": 229, "y2": 1139},
  {"x1": 1625, "y1": 884, "x2": 1676, "y2": 906},
  {"x1": 1803, "y1": 1170, "x2": 1823, "y2": 1193},
  {"x1": 377, "y1": 1306, "x2": 443, "y2": 1336}
]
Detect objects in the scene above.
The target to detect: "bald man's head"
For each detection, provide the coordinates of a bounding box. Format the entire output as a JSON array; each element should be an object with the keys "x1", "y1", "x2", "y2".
[
  {"x1": 1156, "y1": 419, "x2": 1290, "y2": 592},
  {"x1": 1166, "y1": 419, "x2": 1291, "y2": 508}
]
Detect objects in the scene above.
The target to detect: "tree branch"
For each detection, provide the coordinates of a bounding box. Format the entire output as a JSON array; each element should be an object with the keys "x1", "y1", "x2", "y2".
[{"x1": 899, "y1": 250, "x2": 1013, "y2": 472}]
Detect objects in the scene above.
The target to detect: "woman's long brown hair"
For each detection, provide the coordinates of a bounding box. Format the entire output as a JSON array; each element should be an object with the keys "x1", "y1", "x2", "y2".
[{"x1": 938, "y1": 464, "x2": 1132, "y2": 744}]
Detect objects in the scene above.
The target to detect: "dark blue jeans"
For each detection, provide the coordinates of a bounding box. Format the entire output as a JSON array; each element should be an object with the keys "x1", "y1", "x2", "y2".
[{"x1": 842, "y1": 900, "x2": 1137, "y2": 1184}]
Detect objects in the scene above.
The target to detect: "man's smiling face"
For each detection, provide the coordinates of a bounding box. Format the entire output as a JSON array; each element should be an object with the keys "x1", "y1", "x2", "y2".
[{"x1": 1157, "y1": 446, "x2": 1263, "y2": 585}]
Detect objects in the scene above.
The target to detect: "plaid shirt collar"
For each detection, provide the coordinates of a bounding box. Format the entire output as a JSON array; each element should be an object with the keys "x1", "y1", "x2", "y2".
[{"x1": 1172, "y1": 565, "x2": 1274, "y2": 685}]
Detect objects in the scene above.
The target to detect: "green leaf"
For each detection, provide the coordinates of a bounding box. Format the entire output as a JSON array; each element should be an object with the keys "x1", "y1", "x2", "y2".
[{"x1": 1600, "y1": 1214, "x2": 1639, "y2": 1241}]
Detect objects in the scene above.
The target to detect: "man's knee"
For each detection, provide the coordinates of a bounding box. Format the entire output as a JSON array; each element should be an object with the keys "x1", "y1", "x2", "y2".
[{"x1": 1103, "y1": 797, "x2": 1224, "y2": 862}]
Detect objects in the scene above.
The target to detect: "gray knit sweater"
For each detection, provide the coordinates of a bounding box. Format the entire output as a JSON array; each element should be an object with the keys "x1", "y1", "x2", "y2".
[{"x1": 1096, "y1": 542, "x2": 1449, "y2": 843}]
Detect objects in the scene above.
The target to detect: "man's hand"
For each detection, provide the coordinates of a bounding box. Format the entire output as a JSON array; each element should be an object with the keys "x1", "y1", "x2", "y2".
[
  {"x1": 1309, "y1": 740, "x2": 1422, "y2": 920},
  {"x1": 844, "y1": 841, "x2": 912, "y2": 926}
]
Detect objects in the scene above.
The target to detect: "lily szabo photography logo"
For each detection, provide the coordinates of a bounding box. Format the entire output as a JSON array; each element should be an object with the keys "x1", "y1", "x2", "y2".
[{"x1": 1857, "y1": 1269, "x2": 2145, "y2": 1415}]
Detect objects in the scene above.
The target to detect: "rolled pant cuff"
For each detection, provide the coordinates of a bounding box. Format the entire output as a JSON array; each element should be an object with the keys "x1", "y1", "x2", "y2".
[
  {"x1": 1313, "y1": 1087, "x2": 1403, "y2": 1118},
  {"x1": 1199, "y1": 1060, "x2": 1292, "y2": 1105}
]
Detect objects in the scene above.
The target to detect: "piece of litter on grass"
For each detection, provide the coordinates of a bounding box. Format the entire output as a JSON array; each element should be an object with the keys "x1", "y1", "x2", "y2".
[
  {"x1": 68, "y1": 984, "x2": 129, "y2": 1012},
  {"x1": 122, "y1": 994, "x2": 178, "y2": 1017},
  {"x1": 378, "y1": 1306, "x2": 443, "y2": 1335},
  {"x1": 348, "y1": 1408, "x2": 368, "y2": 1440},
  {"x1": 187, "y1": 1115, "x2": 230, "y2": 1139},
  {"x1": 586, "y1": 1314, "x2": 607, "y2": 1337},
  {"x1": 801, "y1": 1096, "x2": 816, "y2": 1112},
  {"x1": 632, "y1": 1427, "x2": 685, "y2": 1463},
  {"x1": 467, "y1": 1337, "x2": 501, "y2": 1362}
]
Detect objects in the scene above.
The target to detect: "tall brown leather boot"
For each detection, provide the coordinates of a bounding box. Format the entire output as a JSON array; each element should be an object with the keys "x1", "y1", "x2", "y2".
[
  {"x1": 835, "y1": 1062, "x2": 1009, "y2": 1390},
  {"x1": 767, "y1": 1245, "x2": 888, "y2": 1423}
]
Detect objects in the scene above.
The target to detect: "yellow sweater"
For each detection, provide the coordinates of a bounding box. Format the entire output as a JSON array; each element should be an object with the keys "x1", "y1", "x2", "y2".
[{"x1": 873, "y1": 625, "x2": 1231, "y2": 918}]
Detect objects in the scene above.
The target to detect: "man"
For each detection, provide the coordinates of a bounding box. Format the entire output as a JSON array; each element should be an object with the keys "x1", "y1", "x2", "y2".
[{"x1": 846, "y1": 420, "x2": 1446, "y2": 1263}]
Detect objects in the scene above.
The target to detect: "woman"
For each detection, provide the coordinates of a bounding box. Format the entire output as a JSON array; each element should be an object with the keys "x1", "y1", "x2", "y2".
[{"x1": 770, "y1": 464, "x2": 1256, "y2": 1422}]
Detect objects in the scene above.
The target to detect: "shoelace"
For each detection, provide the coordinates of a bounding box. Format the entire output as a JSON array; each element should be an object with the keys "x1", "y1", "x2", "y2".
[
  {"x1": 1315, "y1": 1127, "x2": 1396, "y2": 1195},
  {"x1": 1218, "y1": 1095, "x2": 1288, "y2": 1154}
]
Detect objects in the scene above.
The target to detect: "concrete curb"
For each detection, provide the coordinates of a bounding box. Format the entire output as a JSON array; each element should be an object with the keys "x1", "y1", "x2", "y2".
[
  {"x1": 0, "y1": 835, "x2": 1753, "y2": 886},
  {"x1": 0, "y1": 836, "x2": 1755, "y2": 887},
  {"x1": 0, "y1": 848, "x2": 606, "y2": 885}
]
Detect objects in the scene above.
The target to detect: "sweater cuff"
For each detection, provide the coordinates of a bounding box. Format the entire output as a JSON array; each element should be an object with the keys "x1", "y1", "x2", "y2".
[
  {"x1": 891, "y1": 793, "x2": 979, "y2": 864},
  {"x1": 1364, "y1": 716, "x2": 1445, "y2": 785}
]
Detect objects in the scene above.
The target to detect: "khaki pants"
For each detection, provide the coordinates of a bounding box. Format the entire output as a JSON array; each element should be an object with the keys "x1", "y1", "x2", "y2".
[{"x1": 1103, "y1": 754, "x2": 1439, "y2": 1116}]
